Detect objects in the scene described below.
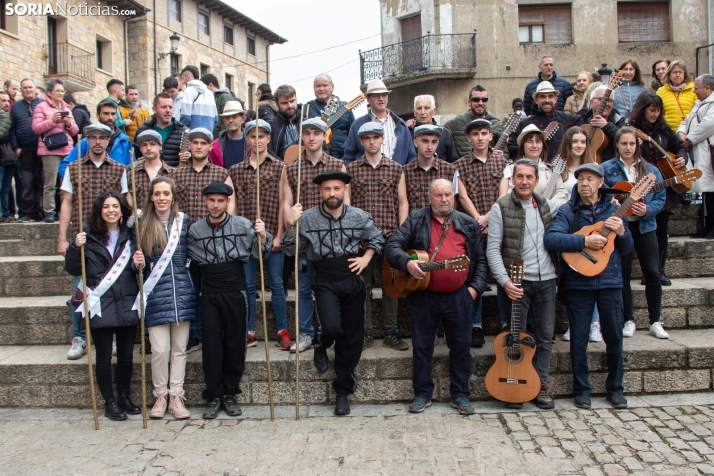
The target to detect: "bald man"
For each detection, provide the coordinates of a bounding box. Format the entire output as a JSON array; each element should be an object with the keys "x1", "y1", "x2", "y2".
[{"x1": 306, "y1": 74, "x2": 355, "y2": 159}]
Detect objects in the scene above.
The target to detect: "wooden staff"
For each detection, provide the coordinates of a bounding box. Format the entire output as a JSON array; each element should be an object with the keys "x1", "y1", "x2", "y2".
[
  {"x1": 254, "y1": 122, "x2": 275, "y2": 420},
  {"x1": 129, "y1": 148, "x2": 148, "y2": 429},
  {"x1": 77, "y1": 134, "x2": 99, "y2": 430}
]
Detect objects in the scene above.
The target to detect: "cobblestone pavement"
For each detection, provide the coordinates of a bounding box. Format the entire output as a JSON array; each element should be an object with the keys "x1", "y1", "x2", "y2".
[{"x1": 2, "y1": 393, "x2": 714, "y2": 475}]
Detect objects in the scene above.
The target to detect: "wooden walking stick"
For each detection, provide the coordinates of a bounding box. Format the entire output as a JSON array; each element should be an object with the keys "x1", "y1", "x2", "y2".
[
  {"x1": 129, "y1": 148, "x2": 148, "y2": 429},
  {"x1": 254, "y1": 124, "x2": 275, "y2": 421},
  {"x1": 77, "y1": 134, "x2": 99, "y2": 430}
]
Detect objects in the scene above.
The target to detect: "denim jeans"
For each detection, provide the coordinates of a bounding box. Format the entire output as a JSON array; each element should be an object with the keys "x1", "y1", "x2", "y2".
[
  {"x1": 567, "y1": 288, "x2": 624, "y2": 397},
  {"x1": 245, "y1": 250, "x2": 287, "y2": 332},
  {"x1": 0, "y1": 165, "x2": 8, "y2": 216},
  {"x1": 473, "y1": 286, "x2": 507, "y2": 327},
  {"x1": 70, "y1": 275, "x2": 86, "y2": 339},
  {"x1": 297, "y1": 253, "x2": 315, "y2": 337}
]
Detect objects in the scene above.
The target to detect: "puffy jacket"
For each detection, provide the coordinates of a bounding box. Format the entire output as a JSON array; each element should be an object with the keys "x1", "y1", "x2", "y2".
[
  {"x1": 257, "y1": 95, "x2": 278, "y2": 122},
  {"x1": 64, "y1": 224, "x2": 139, "y2": 329},
  {"x1": 268, "y1": 106, "x2": 302, "y2": 160},
  {"x1": 523, "y1": 71, "x2": 574, "y2": 116},
  {"x1": 212, "y1": 88, "x2": 234, "y2": 137},
  {"x1": 507, "y1": 106, "x2": 579, "y2": 160},
  {"x1": 574, "y1": 108, "x2": 626, "y2": 162},
  {"x1": 657, "y1": 82, "x2": 697, "y2": 132},
  {"x1": 0, "y1": 108, "x2": 11, "y2": 142},
  {"x1": 31, "y1": 98, "x2": 79, "y2": 156},
  {"x1": 601, "y1": 157, "x2": 665, "y2": 234},
  {"x1": 613, "y1": 81, "x2": 645, "y2": 117},
  {"x1": 209, "y1": 130, "x2": 246, "y2": 168},
  {"x1": 134, "y1": 118, "x2": 188, "y2": 167},
  {"x1": 444, "y1": 110, "x2": 505, "y2": 158},
  {"x1": 544, "y1": 191, "x2": 634, "y2": 290},
  {"x1": 70, "y1": 104, "x2": 92, "y2": 144},
  {"x1": 564, "y1": 87, "x2": 585, "y2": 114},
  {"x1": 677, "y1": 93, "x2": 714, "y2": 193},
  {"x1": 342, "y1": 111, "x2": 417, "y2": 165},
  {"x1": 140, "y1": 213, "x2": 197, "y2": 327},
  {"x1": 384, "y1": 207, "x2": 488, "y2": 305},
  {"x1": 118, "y1": 103, "x2": 152, "y2": 143},
  {"x1": 9, "y1": 97, "x2": 42, "y2": 150},
  {"x1": 180, "y1": 80, "x2": 218, "y2": 131},
  {"x1": 306, "y1": 98, "x2": 355, "y2": 159},
  {"x1": 408, "y1": 118, "x2": 460, "y2": 163},
  {"x1": 59, "y1": 129, "x2": 131, "y2": 177}
]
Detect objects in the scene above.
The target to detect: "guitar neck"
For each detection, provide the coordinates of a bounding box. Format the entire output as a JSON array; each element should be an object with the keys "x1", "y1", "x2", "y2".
[
  {"x1": 600, "y1": 196, "x2": 637, "y2": 237},
  {"x1": 493, "y1": 115, "x2": 520, "y2": 151},
  {"x1": 510, "y1": 287, "x2": 522, "y2": 350},
  {"x1": 418, "y1": 260, "x2": 452, "y2": 272},
  {"x1": 587, "y1": 90, "x2": 612, "y2": 140},
  {"x1": 325, "y1": 98, "x2": 363, "y2": 127}
]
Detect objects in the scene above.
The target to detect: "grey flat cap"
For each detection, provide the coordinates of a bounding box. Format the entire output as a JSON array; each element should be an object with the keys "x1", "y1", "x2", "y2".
[
  {"x1": 463, "y1": 118, "x2": 492, "y2": 135},
  {"x1": 358, "y1": 122, "x2": 384, "y2": 137},
  {"x1": 244, "y1": 119, "x2": 272, "y2": 135},
  {"x1": 83, "y1": 122, "x2": 112, "y2": 137},
  {"x1": 135, "y1": 129, "x2": 163, "y2": 146},
  {"x1": 414, "y1": 124, "x2": 442, "y2": 138},
  {"x1": 302, "y1": 117, "x2": 328, "y2": 132},
  {"x1": 574, "y1": 163, "x2": 605, "y2": 178},
  {"x1": 188, "y1": 127, "x2": 213, "y2": 143}
]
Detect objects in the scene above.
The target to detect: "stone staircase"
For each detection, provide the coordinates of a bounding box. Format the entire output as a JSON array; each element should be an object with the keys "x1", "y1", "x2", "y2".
[{"x1": 0, "y1": 204, "x2": 712, "y2": 407}]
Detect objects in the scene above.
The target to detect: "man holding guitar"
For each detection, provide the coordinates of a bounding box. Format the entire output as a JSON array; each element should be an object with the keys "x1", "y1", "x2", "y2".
[
  {"x1": 306, "y1": 74, "x2": 355, "y2": 159},
  {"x1": 576, "y1": 85, "x2": 626, "y2": 163},
  {"x1": 385, "y1": 178, "x2": 487, "y2": 415},
  {"x1": 486, "y1": 159, "x2": 561, "y2": 410},
  {"x1": 544, "y1": 163, "x2": 634, "y2": 410}
]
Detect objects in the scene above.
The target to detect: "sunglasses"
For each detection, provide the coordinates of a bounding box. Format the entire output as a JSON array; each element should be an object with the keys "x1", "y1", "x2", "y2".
[{"x1": 469, "y1": 97, "x2": 488, "y2": 103}]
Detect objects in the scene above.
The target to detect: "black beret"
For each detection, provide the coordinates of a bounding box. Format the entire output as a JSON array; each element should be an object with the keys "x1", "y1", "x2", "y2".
[
  {"x1": 313, "y1": 171, "x2": 352, "y2": 185},
  {"x1": 202, "y1": 181, "x2": 233, "y2": 196}
]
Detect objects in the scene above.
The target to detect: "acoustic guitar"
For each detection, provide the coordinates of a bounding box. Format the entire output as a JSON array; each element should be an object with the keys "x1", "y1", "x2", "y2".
[
  {"x1": 382, "y1": 249, "x2": 470, "y2": 298},
  {"x1": 562, "y1": 173, "x2": 656, "y2": 277},
  {"x1": 485, "y1": 258, "x2": 540, "y2": 404},
  {"x1": 175, "y1": 130, "x2": 190, "y2": 168},
  {"x1": 581, "y1": 71, "x2": 625, "y2": 164},
  {"x1": 542, "y1": 156, "x2": 567, "y2": 200},
  {"x1": 633, "y1": 128, "x2": 692, "y2": 194},
  {"x1": 612, "y1": 168, "x2": 702, "y2": 216},
  {"x1": 493, "y1": 111, "x2": 522, "y2": 152}
]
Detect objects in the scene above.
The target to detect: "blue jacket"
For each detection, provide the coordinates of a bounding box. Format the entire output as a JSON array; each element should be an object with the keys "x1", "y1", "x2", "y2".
[
  {"x1": 307, "y1": 99, "x2": 355, "y2": 159},
  {"x1": 342, "y1": 111, "x2": 417, "y2": 165},
  {"x1": 59, "y1": 130, "x2": 132, "y2": 177},
  {"x1": 9, "y1": 97, "x2": 42, "y2": 149},
  {"x1": 612, "y1": 81, "x2": 646, "y2": 117},
  {"x1": 601, "y1": 158, "x2": 665, "y2": 234},
  {"x1": 523, "y1": 71, "x2": 573, "y2": 116},
  {"x1": 544, "y1": 191, "x2": 634, "y2": 290}
]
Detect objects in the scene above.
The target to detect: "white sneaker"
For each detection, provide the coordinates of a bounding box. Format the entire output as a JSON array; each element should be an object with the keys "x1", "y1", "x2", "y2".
[
  {"x1": 67, "y1": 337, "x2": 87, "y2": 360},
  {"x1": 649, "y1": 321, "x2": 669, "y2": 339},
  {"x1": 562, "y1": 328, "x2": 571, "y2": 341},
  {"x1": 112, "y1": 335, "x2": 117, "y2": 356},
  {"x1": 290, "y1": 333, "x2": 314, "y2": 353},
  {"x1": 622, "y1": 320, "x2": 636, "y2": 337},
  {"x1": 589, "y1": 321, "x2": 603, "y2": 342}
]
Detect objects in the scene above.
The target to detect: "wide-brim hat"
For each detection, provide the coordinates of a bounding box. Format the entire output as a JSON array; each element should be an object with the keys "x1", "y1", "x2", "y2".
[
  {"x1": 533, "y1": 81, "x2": 559, "y2": 98},
  {"x1": 220, "y1": 101, "x2": 245, "y2": 116},
  {"x1": 365, "y1": 79, "x2": 391, "y2": 95},
  {"x1": 516, "y1": 123, "x2": 549, "y2": 146}
]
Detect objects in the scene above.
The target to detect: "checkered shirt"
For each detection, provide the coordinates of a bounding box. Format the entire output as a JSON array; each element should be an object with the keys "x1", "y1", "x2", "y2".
[
  {"x1": 455, "y1": 152, "x2": 508, "y2": 215},
  {"x1": 172, "y1": 159, "x2": 229, "y2": 224},
  {"x1": 286, "y1": 151, "x2": 343, "y2": 210},
  {"x1": 229, "y1": 154, "x2": 285, "y2": 236},
  {"x1": 404, "y1": 158, "x2": 456, "y2": 213},
  {"x1": 67, "y1": 156, "x2": 125, "y2": 237},
  {"x1": 127, "y1": 159, "x2": 175, "y2": 208}
]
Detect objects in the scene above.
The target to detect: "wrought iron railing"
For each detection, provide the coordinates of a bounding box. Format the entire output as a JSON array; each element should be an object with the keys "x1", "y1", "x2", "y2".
[
  {"x1": 45, "y1": 42, "x2": 95, "y2": 84},
  {"x1": 360, "y1": 33, "x2": 476, "y2": 84}
]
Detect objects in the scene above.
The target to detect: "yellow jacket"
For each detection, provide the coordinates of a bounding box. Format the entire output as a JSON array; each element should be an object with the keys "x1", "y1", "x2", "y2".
[
  {"x1": 118, "y1": 105, "x2": 152, "y2": 142},
  {"x1": 656, "y1": 82, "x2": 697, "y2": 132}
]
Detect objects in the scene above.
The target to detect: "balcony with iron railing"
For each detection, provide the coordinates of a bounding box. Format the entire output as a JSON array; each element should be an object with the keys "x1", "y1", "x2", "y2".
[
  {"x1": 360, "y1": 33, "x2": 477, "y2": 88},
  {"x1": 44, "y1": 42, "x2": 95, "y2": 92}
]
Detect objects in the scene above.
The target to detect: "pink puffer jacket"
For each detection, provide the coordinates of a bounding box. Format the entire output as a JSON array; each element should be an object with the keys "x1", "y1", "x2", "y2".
[{"x1": 31, "y1": 98, "x2": 78, "y2": 156}]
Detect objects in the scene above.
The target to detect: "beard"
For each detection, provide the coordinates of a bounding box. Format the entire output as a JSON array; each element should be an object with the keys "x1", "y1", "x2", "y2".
[
  {"x1": 323, "y1": 196, "x2": 343, "y2": 210},
  {"x1": 430, "y1": 203, "x2": 453, "y2": 217}
]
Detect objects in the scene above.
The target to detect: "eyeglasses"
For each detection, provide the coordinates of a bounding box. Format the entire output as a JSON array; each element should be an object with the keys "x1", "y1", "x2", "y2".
[
  {"x1": 593, "y1": 97, "x2": 614, "y2": 104},
  {"x1": 469, "y1": 97, "x2": 489, "y2": 103}
]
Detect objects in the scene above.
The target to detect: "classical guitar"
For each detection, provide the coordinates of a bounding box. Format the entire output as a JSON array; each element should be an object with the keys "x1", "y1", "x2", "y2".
[
  {"x1": 382, "y1": 249, "x2": 470, "y2": 298},
  {"x1": 175, "y1": 130, "x2": 190, "y2": 168},
  {"x1": 612, "y1": 168, "x2": 702, "y2": 216},
  {"x1": 633, "y1": 128, "x2": 692, "y2": 194},
  {"x1": 581, "y1": 71, "x2": 625, "y2": 164},
  {"x1": 562, "y1": 173, "x2": 656, "y2": 277},
  {"x1": 283, "y1": 93, "x2": 366, "y2": 164},
  {"x1": 485, "y1": 258, "x2": 540, "y2": 404},
  {"x1": 542, "y1": 156, "x2": 567, "y2": 199}
]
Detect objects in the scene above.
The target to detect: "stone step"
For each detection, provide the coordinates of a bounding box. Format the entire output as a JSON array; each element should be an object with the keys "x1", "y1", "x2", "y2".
[
  {"x1": 0, "y1": 255, "x2": 70, "y2": 297},
  {"x1": 0, "y1": 329, "x2": 711, "y2": 408},
  {"x1": 0, "y1": 239, "x2": 57, "y2": 257}
]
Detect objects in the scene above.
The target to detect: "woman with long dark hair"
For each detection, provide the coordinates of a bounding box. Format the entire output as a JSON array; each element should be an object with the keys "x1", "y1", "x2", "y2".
[
  {"x1": 512, "y1": 124, "x2": 567, "y2": 203},
  {"x1": 628, "y1": 92, "x2": 688, "y2": 286},
  {"x1": 133, "y1": 176, "x2": 196, "y2": 420},
  {"x1": 657, "y1": 60, "x2": 697, "y2": 132},
  {"x1": 64, "y1": 191, "x2": 140, "y2": 421},
  {"x1": 602, "y1": 127, "x2": 667, "y2": 339},
  {"x1": 613, "y1": 59, "x2": 645, "y2": 117}
]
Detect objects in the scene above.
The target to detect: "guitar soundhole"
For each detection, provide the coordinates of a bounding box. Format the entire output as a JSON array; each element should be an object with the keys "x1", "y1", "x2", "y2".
[{"x1": 505, "y1": 348, "x2": 525, "y2": 364}]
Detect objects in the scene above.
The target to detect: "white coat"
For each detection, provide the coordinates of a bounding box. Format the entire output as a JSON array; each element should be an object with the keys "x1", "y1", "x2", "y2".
[{"x1": 678, "y1": 92, "x2": 714, "y2": 193}]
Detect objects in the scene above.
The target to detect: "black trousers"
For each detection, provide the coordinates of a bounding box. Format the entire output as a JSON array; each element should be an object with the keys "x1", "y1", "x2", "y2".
[
  {"x1": 314, "y1": 275, "x2": 366, "y2": 396},
  {"x1": 200, "y1": 291, "x2": 247, "y2": 399},
  {"x1": 622, "y1": 221, "x2": 662, "y2": 324},
  {"x1": 18, "y1": 147, "x2": 41, "y2": 217},
  {"x1": 90, "y1": 325, "x2": 137, "y2": 399},
  {"x1": 655, "y1": 211, "x2": 670, "y2": 270}
]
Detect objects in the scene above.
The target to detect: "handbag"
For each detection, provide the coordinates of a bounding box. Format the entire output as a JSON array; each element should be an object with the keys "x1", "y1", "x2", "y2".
[
  {"x1": 0, "y1": 140, "x2": 17, "y2": 166},
  {"x1": 42, "y1": 131, "x2": 68, "y2": 150}
]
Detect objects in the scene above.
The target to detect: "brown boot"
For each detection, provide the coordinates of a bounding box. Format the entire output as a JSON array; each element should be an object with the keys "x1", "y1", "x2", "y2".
[
  {"x1": 168, "y1": 389, "x2": 190, "y2": 420},
  {"x1": 150, "y1": 391, "x2": 168, "y2": 419}
]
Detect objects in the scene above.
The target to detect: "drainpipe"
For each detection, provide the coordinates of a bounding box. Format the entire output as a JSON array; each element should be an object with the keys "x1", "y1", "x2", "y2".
[
  {"x1": 265, "y1": 43, "x2": 270, "y2": 84},
  {"x1": 153, "y1": 0, "x2": 158, "y2": 96},
  {"x1": 709, "y1": 0, "x2": 712, "y2": 74},
  {"x1": 123, "y1": 11, "x2": 145, "y2": 86}
]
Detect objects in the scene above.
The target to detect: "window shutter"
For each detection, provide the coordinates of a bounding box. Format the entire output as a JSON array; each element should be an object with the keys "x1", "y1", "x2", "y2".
[
  {"x1": 518, "y1": 5, "x2": 572, "y2": 44},
  {"x1": 617, "y1": 2, "x2": 671, "y2": 42}
]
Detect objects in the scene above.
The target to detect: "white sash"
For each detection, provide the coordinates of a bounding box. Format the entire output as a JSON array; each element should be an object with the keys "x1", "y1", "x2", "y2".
[
  {"x1": 78, "y1": 241, "x2": 133, "y2": 319},
  {"x1": 132, "y1": 213, "x2": 184, "y2": 312}
]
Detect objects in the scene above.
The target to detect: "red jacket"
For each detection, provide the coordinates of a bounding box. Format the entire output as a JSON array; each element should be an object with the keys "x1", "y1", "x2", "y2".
[{"x1": 31, "y1": 98, "x2": 78, "y2": 156}]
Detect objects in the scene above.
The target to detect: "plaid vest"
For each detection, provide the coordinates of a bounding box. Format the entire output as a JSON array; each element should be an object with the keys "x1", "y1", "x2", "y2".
[
  {"x1": 68, "y1": 156, "x2": 125, "y2": 237},
  {"x1": 127, "y1": 159, "x2": 174, "y2": 208},
  {"x1": 346, "y1": 155, "x2": 402, "y2": 238},
  {"x1": 229, "y1": 154, "x2": 285, "y2": 236},
  {"x1": 404, "y1": 158, "x2": 456, "y2": 212},
  {"x1": 455, "y1": 152, "x2": 507, "y2": 215},
  {"x1": 286, "y1": 152, "x2": 343, "y2": 210}
]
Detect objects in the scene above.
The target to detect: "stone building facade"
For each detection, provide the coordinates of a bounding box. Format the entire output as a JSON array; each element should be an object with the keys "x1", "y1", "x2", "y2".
[
  {"x1": 367, "y1": 0, "x2": 709, "y2": 119},
  {"x1": 0, "y1": 0, "x2": 285, "y2": 114}
]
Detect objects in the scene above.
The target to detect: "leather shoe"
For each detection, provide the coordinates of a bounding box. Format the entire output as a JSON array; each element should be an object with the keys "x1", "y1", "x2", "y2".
[
  {"x1": 313, "y1": 344, "x2": 329, "y2": 373},
  {"x1": 334, "y1": 394, "x2": 350, "y2": 416},
  {"x1": 574, "y1": 395, "x2": 591, "y2": 409},
  {"x1": 606, "y1": 393, "x2": 628, "y2": 409},
  {"x1": 103, "y1": 396, "x2": 128, "y2": 421},
  {"x1": 117, "y1": 391, "x2": 141, "y2": 415}
]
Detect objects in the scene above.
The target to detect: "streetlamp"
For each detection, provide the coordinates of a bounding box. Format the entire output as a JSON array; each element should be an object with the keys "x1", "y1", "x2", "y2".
[
  {"x1": 598, "y1": 63, "x2": 613, "y2": 84},
  {"x1": 158, "y1": 33, "x2": 180, "y2": 60}
]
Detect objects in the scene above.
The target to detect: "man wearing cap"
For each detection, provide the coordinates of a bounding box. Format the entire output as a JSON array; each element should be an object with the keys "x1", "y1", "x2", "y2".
[
  {"x1": 229, "y1": 119, "x2": 292, "y2": 350},
  {"x1": 347, "y1": 121, "x2": 409, "y2": 350},
  {"x1": 280, "y1": 117, "x2": 348, "y2": 353},
  {"x1": 575, "y1": 85, "x2": 626, "y2": 162},
  {"x1": 57, "y1": 122, "x2": 129, "y2": 360},
  {"x1": 128, "y1": 130, "x2": 174, "y2": 207},
  {"x1": 284, "y1": 171, "x2": 385, "y2": 416},
  {"x1": 545, "y1": 162, "x2": 633, "y2": 410},
  {"x1": 444, "y1": 85, "x2": 505, "y2": 158},
  {"x1": 406, "y1": 95, "x2": 459, "y2": 163},
  {"x1": 187, "y1": 181, "x2": 272, "y2": 419},
  {"x1": 405, "y1": 124, "x2": 456, "y2": 213},
  {"x1": 306, "y1": 74, "x2": 355, "y2": 159},
  {"x1": 487, "y1": 158, "x2": 563, "y2": 410},
  {"x1": 134, "y1": 93, "x2": 190, "y2": 167},
  {"x1": 342, "y1": 79, "x2": 416, "y2": 165},
  {"x1": 508, "y1": 81, "x2": 579, "y2": 161},
  {"x1": 454, "y1": 117, "x2": 510, "y2": 347},
  {"x1": 209, "y1": 101, "x2": 246, "y2": 169},
  {"x1": 523, "y1": 55, "x2": 573, "y2": 115}
]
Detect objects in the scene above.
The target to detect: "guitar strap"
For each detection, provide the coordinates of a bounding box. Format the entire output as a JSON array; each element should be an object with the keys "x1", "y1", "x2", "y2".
[{"x1": 430, "y1": 213, "x2": 453, "y2": 262}]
